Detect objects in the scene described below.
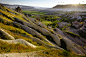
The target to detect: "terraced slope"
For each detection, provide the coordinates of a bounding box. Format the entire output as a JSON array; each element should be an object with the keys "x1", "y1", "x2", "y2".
[{"x1": 0, "y1": 4, "x2": 86, "y2": 56}]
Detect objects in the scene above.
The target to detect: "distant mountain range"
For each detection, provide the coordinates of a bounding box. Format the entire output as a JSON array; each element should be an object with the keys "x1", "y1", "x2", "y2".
[
  {"x1": 0, "y1": 3, "x2": 35, "y2": 9},
  {"x1": 53, "y1": 4, "x2": 86, "y2": 11},
  {"x1": 53, "y1": 4, "x2": 86, "y2": 9}
]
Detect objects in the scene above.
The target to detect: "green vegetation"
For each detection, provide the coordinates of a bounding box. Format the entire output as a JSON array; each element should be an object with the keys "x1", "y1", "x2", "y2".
[
  {"x1": 0, "y1": 9, "x2": 28, "y2": 22},
  {"x1": 61, "y1": 18, "x2": 75, "y2": 24},
  {"x1": 0, "y1": 41, "x2": 47, "y2": 53},
  {"x1": 42, "y1": 21, "x2": 52, "y2": 25},
  {"x1": 65, "y1": 31, "x2": 81, "y2": 37},
  {"x1": 59, "y1": 23, "x2": 71, "y2": 31},
  {"x1": 39, "y1": 15, "x2": 60, "y2": 21},
  {"x1": 39, "y1": 15, "x2": 61, "y2": 28},
  {"x1": 0, "y1": 15, "x2": 13, "y2": 22},
  {"x1": 37, "y1": 49, "x2": 85, "y2": 57},
  {"x1": 42, "y1": 20, "x2": 60, "y2": 28},
  {"x1": 22, "y1": 10, "x2": 46, "y2": 15},
  {"x1": 0, "y1": 22, "x2": 39, "y2": 46},
  {"x1": 23, "y1": 10, "x2": 61, "y2": 28},
  {"x1": 22, "y1": 10, "x2": 61, "y2": 28},
  {"x1": 5, "y1": 30, "x2": 39, "y2": 46},
  {"x1": 0, "y1": 22, "x2": 33, "y2": 37}
]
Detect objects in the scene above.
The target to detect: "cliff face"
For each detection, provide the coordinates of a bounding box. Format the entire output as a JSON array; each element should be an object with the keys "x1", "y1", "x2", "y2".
[{"x1": 0, "y1": 4, "x2": 86, "y2": 55}]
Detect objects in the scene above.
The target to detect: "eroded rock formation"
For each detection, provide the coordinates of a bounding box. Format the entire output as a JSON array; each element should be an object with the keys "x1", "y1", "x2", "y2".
[{"x1": 0, "y1": 4, "x2": 86, "y2": 55}]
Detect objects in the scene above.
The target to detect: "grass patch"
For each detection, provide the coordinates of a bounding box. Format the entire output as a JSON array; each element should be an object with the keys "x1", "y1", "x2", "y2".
[
  {"x1": 0, "y1": 22, "x2": 33, "y2": 37},
  {"x1": 42, "y1": 21, "x2": 52, "y2": 25},
  {"x1": 0, "y1": 9, "x2": 28, "y2": 22},
  {"x1": 65, "y1": 31, "x2": 81, "y2": 37},
  {"x1": 37, "y1": 49, "x2": 86, "y2": 57},
  {"x1": 22, "y1": 10, "x2": 46, "y2": 15},
  {"x1": 0, "y1": 41, "x2": 47, "y2": 53},
  {"x1": 4, "y1": 29, "x2": 39, "y2": 46},
  {"x1": 0, "y1": 15, "x2": 13, "y2": 22}
]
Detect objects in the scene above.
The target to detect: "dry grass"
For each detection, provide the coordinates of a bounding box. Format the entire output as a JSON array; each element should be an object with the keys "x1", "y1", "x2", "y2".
[
  {"x1": 3, "y1": 29, "x2": 39, "y2": 46},
  {"x1": 0, "y1": 41, "x2": 47, "y2": 53},
  {"x1": 37, "y1": 49, "x2": 86, "y2": 57},
  {"x1": 0, "y1": 15, "x2": 13, "y2": 22},
  {"x1": 0, "y1": 22, "x2": 33, "y2": 37},
  {"x1": 0, "y1": 9, "x2": 27, "y2": 22}
]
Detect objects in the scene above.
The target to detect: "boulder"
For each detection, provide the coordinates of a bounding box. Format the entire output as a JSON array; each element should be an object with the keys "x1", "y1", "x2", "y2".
[
  {"x1": 57, "y1": 22, "x2": 69, "y2": 28},
  {"x1": 72, "y1": 21, "x2": 83, "y2": 29},
  {"x1": 78, "y1": 25, "x2": 86, "y2": 38}
]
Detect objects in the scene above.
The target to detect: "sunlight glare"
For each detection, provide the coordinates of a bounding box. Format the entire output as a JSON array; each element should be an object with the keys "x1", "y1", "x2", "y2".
[{"x1": 72, "y1": 0, "x2": 80, "y2": 4}]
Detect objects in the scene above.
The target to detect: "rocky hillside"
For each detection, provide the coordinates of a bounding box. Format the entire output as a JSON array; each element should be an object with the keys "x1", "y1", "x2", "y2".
[{"x1": 0, "y1": 4, "x2": 86, "y2": 56}]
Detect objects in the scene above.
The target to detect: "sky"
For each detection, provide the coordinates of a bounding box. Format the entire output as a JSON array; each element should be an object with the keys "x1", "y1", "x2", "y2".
[{"x1": 0, "y1": 0, "x2": 86, "y2": 7}]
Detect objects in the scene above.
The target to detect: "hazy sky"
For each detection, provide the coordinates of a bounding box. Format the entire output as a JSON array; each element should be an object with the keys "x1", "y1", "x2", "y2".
[{"x1": 0, "y1": 0, "x2": 86, "y2": 7}]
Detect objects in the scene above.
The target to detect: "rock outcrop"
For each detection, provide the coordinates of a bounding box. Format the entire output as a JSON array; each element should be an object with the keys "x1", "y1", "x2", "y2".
[
  {"x1": 15, "y1": 6, "x2": 22, "y2": 13},
  {"x1": 78, "y1": 25, "x2": 86, "y2": 38}
]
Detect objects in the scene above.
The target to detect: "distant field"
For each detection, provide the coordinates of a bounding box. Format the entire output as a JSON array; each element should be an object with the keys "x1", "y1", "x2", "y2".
[{"x1": 22, "y1": 10, "x2": 46, "y2": 15}]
